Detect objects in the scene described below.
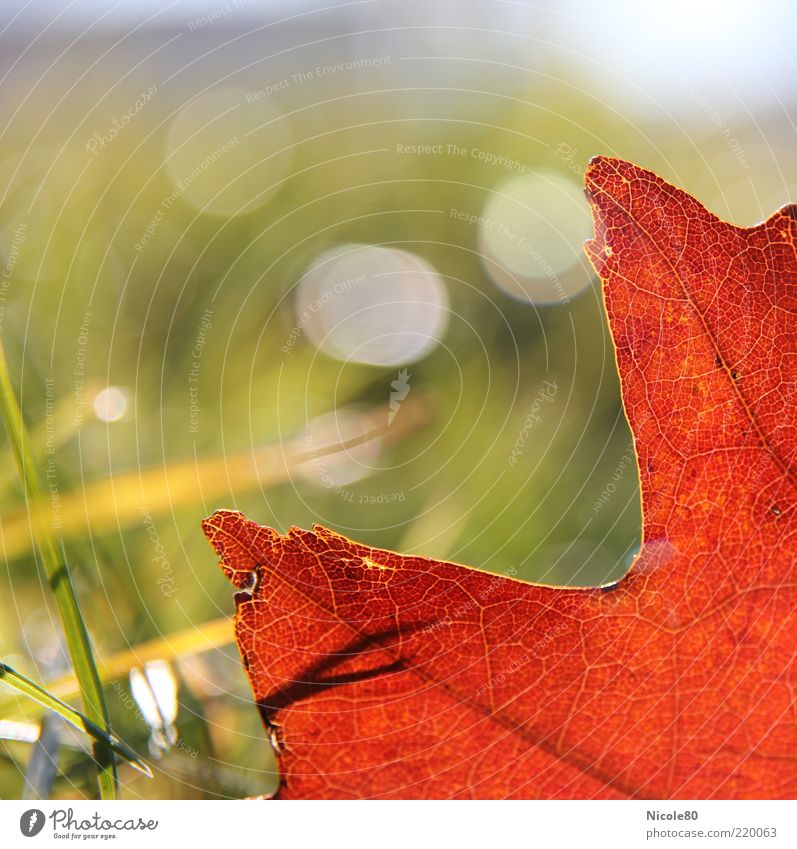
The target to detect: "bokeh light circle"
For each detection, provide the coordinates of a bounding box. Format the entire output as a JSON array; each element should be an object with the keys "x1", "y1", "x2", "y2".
[
  {"x1": 296, "y1": 408, "x2": 383, "y2": 489},
  {"x1": 295, "y1": 243, "x2": 449, "y2": 366},
  {"x1": 479, "y1": 170, "x2": 593, "y2": 304},
  {"x1": 92, "y1": 386, "x2": 128, "y2": 422},
  {"x1": 164, "y1": 86, "x2": 292, "y2": 217}
]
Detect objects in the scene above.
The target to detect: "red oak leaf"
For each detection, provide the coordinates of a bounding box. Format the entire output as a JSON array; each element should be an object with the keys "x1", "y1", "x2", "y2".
[{"x1": 202, "y1": 157, "x2": 797, "y2": 799}]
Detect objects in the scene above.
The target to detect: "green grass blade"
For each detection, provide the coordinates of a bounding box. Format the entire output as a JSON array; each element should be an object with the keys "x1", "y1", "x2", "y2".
[
  {"x1": 0, "y1": 340, "x2": 118, "y2": 798},
  {"x1": 0, "y1": 664, "x2": 151, "y2": 777}
]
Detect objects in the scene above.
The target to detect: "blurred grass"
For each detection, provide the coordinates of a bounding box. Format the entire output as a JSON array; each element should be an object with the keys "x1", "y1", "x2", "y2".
[
  {"x1": 0, "y1": 393, "x2": 430, "y2": 560},
  {"x1": 0, "y1": 616, "x2": 233, "y2": 720},
  {"x1": 0, "y1": 663, "x2": 148, "y2": 777},
  {"x1": 1, "y1": 11, "x2": 791, "y2": 800},
  {"x1": 0, "y1": 338, "x2": 117, "y2": 797}
]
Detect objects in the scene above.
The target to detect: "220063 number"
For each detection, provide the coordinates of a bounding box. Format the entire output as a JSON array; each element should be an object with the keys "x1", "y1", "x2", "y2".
[{"x1": 732, "y1": 828, "x2": 777, "y2": 838}]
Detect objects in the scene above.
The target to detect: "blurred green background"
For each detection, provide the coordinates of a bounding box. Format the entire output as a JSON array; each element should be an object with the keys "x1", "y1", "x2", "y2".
[{"x1": 1, "y1": 0, "x2": 795, "y2": 799}]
